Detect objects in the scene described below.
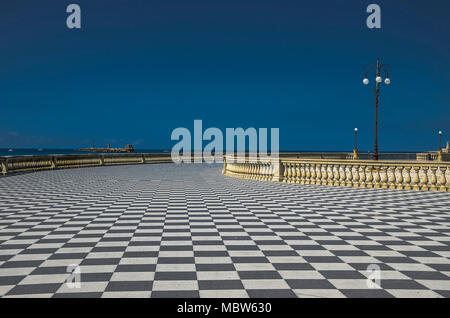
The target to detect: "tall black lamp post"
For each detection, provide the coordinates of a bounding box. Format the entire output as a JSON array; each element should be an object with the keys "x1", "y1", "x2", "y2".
[{"x1": 362, "y1": 57, "x2": 391, "y2": 161}]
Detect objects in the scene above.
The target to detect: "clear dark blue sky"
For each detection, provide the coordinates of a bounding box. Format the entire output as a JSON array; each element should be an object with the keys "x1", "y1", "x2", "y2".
[{"x1": 0, "y1": 0, "x2": 449, "y2": 151}]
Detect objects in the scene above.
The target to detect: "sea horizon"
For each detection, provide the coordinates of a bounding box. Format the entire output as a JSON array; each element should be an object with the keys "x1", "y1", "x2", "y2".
[{"x1": 0, "y1": 148, "x2": 426, "y2": 157}]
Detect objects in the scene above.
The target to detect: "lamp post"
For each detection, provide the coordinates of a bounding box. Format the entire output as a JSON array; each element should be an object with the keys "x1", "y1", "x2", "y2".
[
  {"x1": 362, "y1": 57, "x2": 391, "y2": 160},
  {"x1": 353, "y1": 128, "x2": 359, "y2": 160},
  {"x1": 438, "y1": 131, "x2": 443, "y2": 161}
]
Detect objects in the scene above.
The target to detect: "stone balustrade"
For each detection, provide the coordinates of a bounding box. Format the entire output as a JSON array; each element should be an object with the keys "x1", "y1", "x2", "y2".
[
  {"x1": 3, "y1": 153, "x2": 450, "y2": 192},
  {"x1": 223, "y1": 156, "x2": 450, "y2": 192},
  {"x1": 0, "y1": 153, "x2": 173, "y2": 175},
  {"x1": 222, "y1": 157, "x2": 280, "y2": 181},
  {"x1": 417, "y1": 152, "x2": 450, "y2": 162}
]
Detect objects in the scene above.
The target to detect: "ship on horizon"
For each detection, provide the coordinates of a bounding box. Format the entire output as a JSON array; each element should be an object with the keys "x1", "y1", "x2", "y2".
[{"x1": 75, "y1": 140, "x2": 134, "y2": 153}]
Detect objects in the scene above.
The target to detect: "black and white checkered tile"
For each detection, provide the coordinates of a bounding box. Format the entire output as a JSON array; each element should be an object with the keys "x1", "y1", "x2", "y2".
[{"x1": 0, "y1": 163, "x2": 449, "y2": 298}]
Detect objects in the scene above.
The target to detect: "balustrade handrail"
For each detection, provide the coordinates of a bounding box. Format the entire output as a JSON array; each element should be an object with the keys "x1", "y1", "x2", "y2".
[
  {"x1": 223, "y1": 155, "x2": 450, "y2": 192},
  {"x1": 281, "y1": 157, "x2": 450, "y2": 167},
  {"x1": 0, "y1": 153, "x2": 226, "y2": 176},
  {"x1": 0, "y1": 153, "x2": 174, "y2": 176}
]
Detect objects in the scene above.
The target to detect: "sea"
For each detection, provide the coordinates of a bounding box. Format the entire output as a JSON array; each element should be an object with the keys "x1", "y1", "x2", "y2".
[
  {"x1": 0, "y1": 149, "x2": 171, "y2": 157},
  {"x1": 0, "y1": 148, "x2": 417, "y2": 157}
]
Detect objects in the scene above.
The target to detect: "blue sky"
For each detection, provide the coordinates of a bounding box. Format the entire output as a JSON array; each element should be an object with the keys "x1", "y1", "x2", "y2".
[{"x1": 0, "y1": 0, "x2": 449, "y2": 151}]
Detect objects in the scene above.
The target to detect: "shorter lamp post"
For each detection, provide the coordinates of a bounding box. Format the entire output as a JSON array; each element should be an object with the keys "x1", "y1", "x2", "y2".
[
  {"x1": 353, "y1": 128, "x2": 359, "y2": 160},
  {"x1": 438, "y1": 131, "x2": 443, "y2": 161}
]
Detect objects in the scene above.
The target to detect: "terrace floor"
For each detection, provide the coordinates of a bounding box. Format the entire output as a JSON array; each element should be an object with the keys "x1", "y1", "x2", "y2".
[{"x1": 0, "y1": 163, "x2": 450, "y2": 298}]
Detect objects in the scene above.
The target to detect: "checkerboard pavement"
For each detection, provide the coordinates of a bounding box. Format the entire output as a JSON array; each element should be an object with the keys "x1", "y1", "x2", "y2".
[{"x1": 0, "y1": 163, "x2": 449, "y2": 298}]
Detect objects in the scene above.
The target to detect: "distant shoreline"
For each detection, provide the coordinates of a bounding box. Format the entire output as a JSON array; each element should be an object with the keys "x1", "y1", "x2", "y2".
[
  {"x1": 0, "y1": 148, "x2": 424, "y2": 157},
  {"x1": 0, "y1": 149, "x2": 171, "y2": 157}
]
